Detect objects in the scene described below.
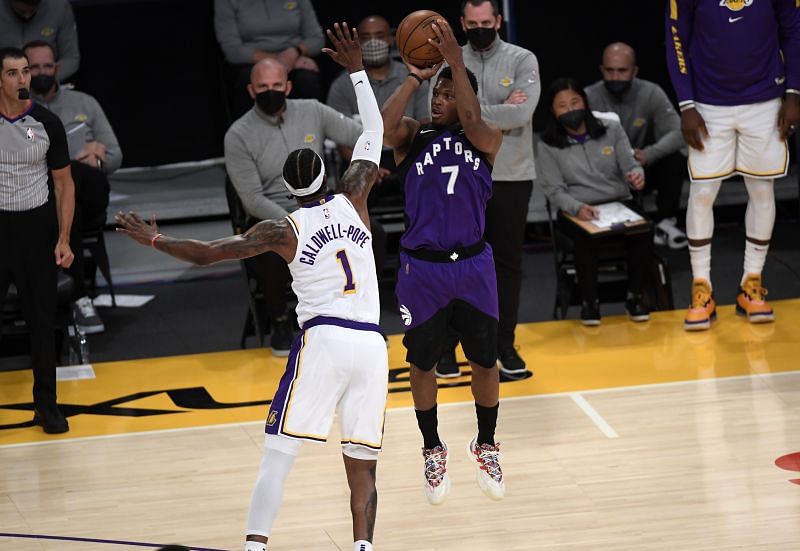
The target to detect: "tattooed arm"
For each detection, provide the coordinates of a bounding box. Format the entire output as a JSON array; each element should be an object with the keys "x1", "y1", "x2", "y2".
[
  {"x1": 336, "y1": 159, "x2": 378, "y2": 227},
  {"x1": 115, "y1": 211, "x2": 298, "y2": 265}
]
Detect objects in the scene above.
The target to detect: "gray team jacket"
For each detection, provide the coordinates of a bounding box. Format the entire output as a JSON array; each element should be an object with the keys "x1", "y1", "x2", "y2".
[
  {"x1": 537, "y1": 120, "x2": 643, "y2": 216},
  {"x1": 461, "y1": 39, "x2": 540, "y2": 182}
]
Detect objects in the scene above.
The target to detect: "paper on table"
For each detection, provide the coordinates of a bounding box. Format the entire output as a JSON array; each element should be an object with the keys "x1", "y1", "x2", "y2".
[
  {"x1": 591, "y1": 202, "x2": 643, "y2": 228},
  {"x1": 93, "y1": 294, "x2": 154, "y2": 308}
]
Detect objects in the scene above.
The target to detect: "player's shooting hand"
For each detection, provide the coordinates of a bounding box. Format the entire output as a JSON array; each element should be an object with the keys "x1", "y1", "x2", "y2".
[
  {"x1": 322, "y1": 22, "x2": 363, "y2": 74},
  {"x1": 626, "y1": 170, "x2": 645, "y2": 191},
  {"x1": 504, "y1": 89, "x2": 527, "y2": 105},
  {"x1": 778, "y1": 93, "x2": 800, "y2": 141},
  {"x1": 429, "y1": 19, "x2": 463, "y2": 67},
  {"x1": 405, "y1": 59, "x2": 443, "y2": 82},
  {"x1": 115, "y1": 211, "x2": 160, "y2": 247},
  {"x1": 680, "y1": 107, "x2": 708, "y2": 151},
  {"x1": 577, "y1": 204, "x2": 599, "y2": 221}
]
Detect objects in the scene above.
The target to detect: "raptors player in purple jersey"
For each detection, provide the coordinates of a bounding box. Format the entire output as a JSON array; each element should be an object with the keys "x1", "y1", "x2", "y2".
[{"x1": 381, "y1": 19, "x2": 506, "y2": 503}]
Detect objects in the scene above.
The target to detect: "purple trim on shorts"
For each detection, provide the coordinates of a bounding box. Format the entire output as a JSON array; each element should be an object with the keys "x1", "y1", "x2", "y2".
[
  {"x1": 264, "y1": 333, "x2": 304, "y2": 435},
  {"x1": 0, "y1": 532, "x2": 225, "y2": 550},
  {"x1": 302, "y1": 315, "x2": 382, "y2": 334}
]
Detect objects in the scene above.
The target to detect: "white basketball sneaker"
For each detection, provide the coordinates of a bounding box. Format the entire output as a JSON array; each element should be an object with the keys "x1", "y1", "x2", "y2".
[
  {"x1": 467, "y1": 437, "x2": 505, "y2": 500},
  {"x1": 422, "y1": 441, "x2": 450, "y2": 505}
]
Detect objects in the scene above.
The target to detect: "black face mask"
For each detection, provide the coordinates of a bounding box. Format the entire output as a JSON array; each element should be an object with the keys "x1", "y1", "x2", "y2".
[
  {"x1": 558, "y1": 109, "x2": 586, "y2": 131},
  {"x1": 18, "y1": 88, "x2": 30, "y2": 100},
  {"x1": 465, "y1": 27, "x2": 497, "y2": 50},
  {"x1": 255, "y1": 90, "x2": 286, "y2": 116},
  {"x1": 604, "y1": 79, "x2": 632, "y2": 96},
  {"x1": 30, "y1": 74, "x2": 55, "y2": 94}
]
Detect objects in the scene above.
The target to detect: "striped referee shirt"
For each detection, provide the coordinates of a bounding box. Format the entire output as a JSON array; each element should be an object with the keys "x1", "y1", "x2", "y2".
[{"x1": 0, "y1": 102, "x2": 69, "y2": 212}]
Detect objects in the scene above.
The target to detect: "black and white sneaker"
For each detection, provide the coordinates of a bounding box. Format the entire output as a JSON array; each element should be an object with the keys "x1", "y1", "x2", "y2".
[
  {"x1": 269, "y1": 315, "x2": 293, "y2": 357},
  {"x1": 435, "y1": 348, "x2": 460, "y2": 378},
  {"x1": 497, "y1": 345, "x2": 527, "y2": 375},
  {"x1": 580, "y1": 299, "x2": 601, "y2": 326},
  {"x1": 73, "y1": 296, "x2": 104, "y2": 334},
  {"x1": 625, "y1": 294, "x2": 651, "y2": 322}
]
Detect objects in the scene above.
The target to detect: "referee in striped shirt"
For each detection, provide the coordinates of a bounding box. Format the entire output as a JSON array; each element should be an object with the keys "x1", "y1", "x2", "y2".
[{"x1": 0, "y1": 46, "x2": 75, "y2": 434}]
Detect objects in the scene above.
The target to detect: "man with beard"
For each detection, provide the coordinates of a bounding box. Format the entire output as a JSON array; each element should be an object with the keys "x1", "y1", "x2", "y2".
[
  {"x1": 24, "y1": 40, "x2": 121, "y2": 334},
  {"x1": 224, "y1": 57, "x2": 361, "y2": 356},
  {"x1": 586, "y1": 42, "x2": 688, "y2": 249},
  {"x1": 0, "y1": 0, "x2": 80, "y2": 81}
]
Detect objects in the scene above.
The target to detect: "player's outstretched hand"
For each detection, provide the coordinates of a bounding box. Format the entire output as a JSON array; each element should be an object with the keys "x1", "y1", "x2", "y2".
[
  {"x1": 680, "y1": 107, "x2": 709, "y2": 151},
  {"x1": 429, "y1": 19, "x2": 463, "y2": 67},
  {"x1": 116, "y1": 211, "x2": 160, "y2": 247},
  {"x1": 322, "y1": 22, "x2": 363, "y2": 74}
]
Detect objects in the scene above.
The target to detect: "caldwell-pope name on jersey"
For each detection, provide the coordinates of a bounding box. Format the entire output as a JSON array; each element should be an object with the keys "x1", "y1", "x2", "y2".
[
  {"x1": 414, "y1": 136, "x2": 482, "y2": 176},
  {"x1": 299, "y1": 223, "x2": 370, "y2": 265}
]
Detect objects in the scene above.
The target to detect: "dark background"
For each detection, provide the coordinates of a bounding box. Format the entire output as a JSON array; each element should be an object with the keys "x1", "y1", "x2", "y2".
[{"x1": 70, "y1": 0, "x2": 672, "y2": 167}]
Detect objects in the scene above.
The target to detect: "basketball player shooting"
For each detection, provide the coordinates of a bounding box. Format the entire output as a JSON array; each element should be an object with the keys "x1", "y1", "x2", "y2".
[
  {"x1": 116, "y1": 22, "x2": 386, "y2": 551},
  {"x1": 381, "y1": 18, "x2": 506, "y2": 504}
]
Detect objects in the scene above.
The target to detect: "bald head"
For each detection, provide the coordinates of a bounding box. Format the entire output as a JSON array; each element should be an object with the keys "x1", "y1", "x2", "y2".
[
  {"x1": 248, "y1": 58, "x2": 292, "y2": 107},
  {"x1": 358, "y1": 15, "x2": 391, "y2": 38},
  {"x1": 599, "y1": 42, "x2": 638, "y2": 86}
]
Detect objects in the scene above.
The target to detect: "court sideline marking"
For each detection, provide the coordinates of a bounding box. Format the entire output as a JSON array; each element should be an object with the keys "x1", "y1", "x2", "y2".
[{"x1": 569, "y1": 392, "x2": 619, "y2": 438}]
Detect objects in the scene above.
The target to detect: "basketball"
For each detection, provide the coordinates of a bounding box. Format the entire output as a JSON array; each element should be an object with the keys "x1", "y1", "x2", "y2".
[{"x1": 396, "y1": 10, "x2": 445, "y2": 68}]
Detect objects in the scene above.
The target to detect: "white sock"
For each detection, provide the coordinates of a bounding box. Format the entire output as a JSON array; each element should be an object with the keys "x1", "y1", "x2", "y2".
[
  {"x1": 688, "y1": 243, "x2": 712, "y2": 285},
  {"x1": 244, "y1": 541, "x2": 267, "y2": 551},
  {"x1": 354, "y1": 540, "x2": 373, "y2": 551},
  {"x1": 742, "y1": 240, "x2": 769, "y2": 284},
  {"x1": 742, "y1": 177, "x2": 774, "y2": 284}
]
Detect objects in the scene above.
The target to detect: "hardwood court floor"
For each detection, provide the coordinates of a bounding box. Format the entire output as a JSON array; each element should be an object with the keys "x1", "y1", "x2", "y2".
[{"x1": 1, "y1": 301, "x2": 800, "y2": 550}]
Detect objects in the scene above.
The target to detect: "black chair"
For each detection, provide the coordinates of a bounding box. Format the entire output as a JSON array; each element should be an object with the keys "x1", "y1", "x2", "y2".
[
  {"x1": 546, "y1": 200, "x2": 673, "y2": 319},
  {"x1": 223, "y1": 176, "x2": 269, "y2": 348},
  {"x1": 1, "y1": 271, "x2": 88, "y2": 365},
  {"x1": 81, "y1": 211, "x2": 116, "y2": 307}
]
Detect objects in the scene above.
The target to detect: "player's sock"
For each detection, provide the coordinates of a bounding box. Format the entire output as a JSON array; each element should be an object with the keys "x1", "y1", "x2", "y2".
[
  {"x1": 688, "y1": 243, "x2": 712, "y2": 286},
  {"x1": 244, "y1": 541, "x2": 267, "y2": 551},
  {"x1": 742, "y1": 241, "x2": 769, "y2": 284},
  {"x1": 415, "y1": 404, "x2": 442, "y2": 449},
  {"x1": 475, "y1": 402, "x2": 499, "y2": 446},
  {"x1": 353, "y1": 540, "x2": 373, "y2": 551}
]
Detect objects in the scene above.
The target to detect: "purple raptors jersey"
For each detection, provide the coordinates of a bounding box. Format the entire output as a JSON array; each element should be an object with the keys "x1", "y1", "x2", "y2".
[{"x1": 397, "y1": 124, "x2": 493, "y2": 251}]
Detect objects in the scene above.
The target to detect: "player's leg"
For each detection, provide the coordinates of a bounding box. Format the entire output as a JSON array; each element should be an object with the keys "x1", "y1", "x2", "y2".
[
  {"x1": 403, "y1": 308, "x2": 451, "y2": 504},
  {"x1": 684, "y1": 102, "x2": 735, "y2": 331},
  {"x1": 244, "y1": 435, "x2": 302, "y2": 551},
  {"x1": 451, "y1": 300, "x2": 505, "y2": 501},
  {"x1": 734, "y1": 99, "x2": 786, "y2": 323},
  {"x1": 343, "y1": 451, "x2": 378, "y2": 551},
  {"x1": 336, "y1": 326, "x2": 387, "y2": 549},
  {"x1": 736, "y1": 177, "x2": 776, "y2": 322}
]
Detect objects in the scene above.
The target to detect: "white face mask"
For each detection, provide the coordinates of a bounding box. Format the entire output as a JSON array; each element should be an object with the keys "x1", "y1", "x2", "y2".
[{"x1": 361, "y1": 39, "x2": 390, "y2": 67}]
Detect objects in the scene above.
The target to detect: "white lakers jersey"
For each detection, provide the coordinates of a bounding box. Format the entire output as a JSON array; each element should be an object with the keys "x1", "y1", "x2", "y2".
[{"x1": 286, "y1": 195, "x2": 380, "y2": 327}]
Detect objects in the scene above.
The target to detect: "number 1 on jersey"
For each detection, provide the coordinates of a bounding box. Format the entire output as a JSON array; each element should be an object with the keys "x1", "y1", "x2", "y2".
[
  {"x1": 335, "y1": 249, "x2": 356, "y2": 294},
  {"x1": 441, "y1": 165, "x2": 459, "y2": 195}
]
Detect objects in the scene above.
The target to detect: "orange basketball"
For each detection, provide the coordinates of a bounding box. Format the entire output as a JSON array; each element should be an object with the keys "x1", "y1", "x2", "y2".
[{"x1": 396, "y1": 10, "x2": 445, "y2": 68}]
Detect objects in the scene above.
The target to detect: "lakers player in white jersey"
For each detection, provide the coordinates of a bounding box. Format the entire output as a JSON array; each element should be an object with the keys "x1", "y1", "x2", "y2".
[{"x1": 116, "y1": 23, "x2": 385, "y2": 551}]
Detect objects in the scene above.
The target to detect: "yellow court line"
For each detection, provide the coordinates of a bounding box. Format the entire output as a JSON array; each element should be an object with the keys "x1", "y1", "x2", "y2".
[{"x1": 1, "y1": 299, "x2": 799, "y2": 446}]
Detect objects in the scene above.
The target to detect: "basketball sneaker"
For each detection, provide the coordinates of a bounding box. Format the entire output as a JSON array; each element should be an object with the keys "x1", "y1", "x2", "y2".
[
  {"x1": 434, "y1": 348, "x2": 460, "y2": 378},
  {"x1": 684, "y1": 278, "x2": 716, "y2": 331},
  {"x1": 466, "y1": 437, "x2": 505, "y2": 501},
  {"x1": 422, "y1": 441, "x2": 450, "y2": 505},
  {"x1": 736, "y1": 273, "x2": 775, "y2": 324}
]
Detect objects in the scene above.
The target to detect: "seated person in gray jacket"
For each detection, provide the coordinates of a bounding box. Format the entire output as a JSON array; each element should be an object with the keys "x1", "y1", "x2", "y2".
[{"x1": 538, "y1": 78, "x2": 654, "y2": 326}]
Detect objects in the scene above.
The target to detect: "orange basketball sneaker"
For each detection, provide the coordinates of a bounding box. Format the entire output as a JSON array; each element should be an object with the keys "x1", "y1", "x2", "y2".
[
  {"x1": 684, "y1": 278, "x2": 716, "y2": 331},
  {"x1": 736, "y1": 273, "x2": 775, "y2": 323}
]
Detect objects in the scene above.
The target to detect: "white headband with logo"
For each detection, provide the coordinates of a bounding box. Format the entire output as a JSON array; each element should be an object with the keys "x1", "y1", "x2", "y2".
[{"x1": 283, "y1": 160, "x2": 325, "y2": 197}]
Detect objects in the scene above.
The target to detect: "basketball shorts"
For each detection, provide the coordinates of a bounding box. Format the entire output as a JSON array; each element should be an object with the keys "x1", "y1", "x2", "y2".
[
  {"x1": 265, "y1": 318, "x2": 388, "y2": 452},
  {"x1": 689, "y1": 98, "x2": 788, "y2": 182},
  {"x1": 396, "y1": 245, "x2": 499, "y2": 371}
]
